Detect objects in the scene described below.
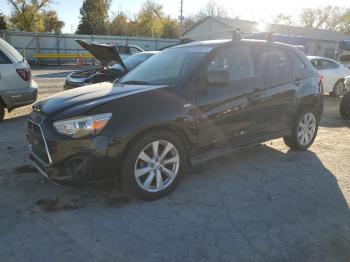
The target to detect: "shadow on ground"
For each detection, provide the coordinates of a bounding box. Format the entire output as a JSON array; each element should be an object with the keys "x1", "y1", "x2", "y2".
[{"x1": 0, "y1": 141, "x2": 349, "y2": 261}]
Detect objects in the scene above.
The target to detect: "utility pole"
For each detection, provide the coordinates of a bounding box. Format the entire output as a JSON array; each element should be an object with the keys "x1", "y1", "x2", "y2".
[{"x1": 179, "y1": 0, "x2": 183, "y2": 38}]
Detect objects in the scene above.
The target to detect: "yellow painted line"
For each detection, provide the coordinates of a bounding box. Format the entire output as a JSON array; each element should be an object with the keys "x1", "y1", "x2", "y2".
[{"x1": 32, "y1": 54, "x2": 94, "y2": 59}]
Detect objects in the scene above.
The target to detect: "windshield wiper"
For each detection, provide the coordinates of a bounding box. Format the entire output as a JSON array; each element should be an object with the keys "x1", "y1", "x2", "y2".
[{"x1": 120, "y1": 80, "x2": 151, "y2": 85}]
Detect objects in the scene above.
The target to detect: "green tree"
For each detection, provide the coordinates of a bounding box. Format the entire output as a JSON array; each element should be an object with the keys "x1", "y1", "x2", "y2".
[
  {"x1": 7, "y1": 0, "x2": 52, "y2": 32},
  {"x1": 136, "y1": 0, "x2": 164, "y2": 38},
  {"x1": 7, "y1": 0, "x2": 64, "y2": 33},
  {"x1": 162, "y1": 16, "x2": 179, "y2": 38},
  {"x1": 108, "y1": 11, "x2": 129, "y2": 36},
  {"x1": 43, "y1": 10, "x2": 65, "y2": 34},
  {"x1": 0, "y1": 11, "x2": 7, "y2": 30},
  {"x1": 76, "y1": 0, "x2": 111, "y2": 35}
]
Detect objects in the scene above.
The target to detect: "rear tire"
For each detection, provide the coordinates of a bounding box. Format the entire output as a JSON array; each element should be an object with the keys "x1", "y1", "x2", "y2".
[
  {"x1": 283, "y1": 108, "x2": 319, "y2": 150},
  {"x1": 333, "y1": 80, "x2": 345, "y2": 97},
  {"x1": 0, "y1": 101, "x2": 5, "y2": 122},
  {"x1": 340, "y1": 91, "x2": 350, "y2": 119},
  {"x1": 120, "y1": 130, "x2": 187, "y2": 201}
]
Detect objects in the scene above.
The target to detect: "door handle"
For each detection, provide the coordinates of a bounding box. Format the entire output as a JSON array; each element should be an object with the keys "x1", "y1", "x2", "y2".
[
  {"x1": 293, "y1": 78, "x2": 303, "y2": 86},
  {"x1": 249, "y1": 89, "x2": 261, "y2": 100}
]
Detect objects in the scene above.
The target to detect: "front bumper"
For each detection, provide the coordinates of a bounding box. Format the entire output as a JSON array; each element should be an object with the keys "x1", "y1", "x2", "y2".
[
  {"x1": 64, "y1": 78, "x2": 87, "y2": 90},
  {"x1": 27, "y1": 115, "x2": 120, "y2": 183},
  {"x1": 1, "y1": 81, "x2": 38, "y2": 110},
  {"x1": 344, "y1": 79, "x2": 350, "y2": 92}
]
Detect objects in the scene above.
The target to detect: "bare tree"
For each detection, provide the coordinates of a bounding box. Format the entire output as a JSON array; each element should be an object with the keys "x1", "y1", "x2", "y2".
[
  {"x1": 299, "y1": 6, "x2": 345, "y2": 31},
  {"x1": 272, "y1": 13, "x2": 293, "y2": 25},
  {"x1": 197, "y1": 0, "x2": 228, "y2": 18}
]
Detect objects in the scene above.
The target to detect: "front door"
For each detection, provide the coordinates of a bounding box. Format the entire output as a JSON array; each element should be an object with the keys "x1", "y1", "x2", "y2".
[{"x1": 195, "y1": 44, "x2": 258, "y2": 151}]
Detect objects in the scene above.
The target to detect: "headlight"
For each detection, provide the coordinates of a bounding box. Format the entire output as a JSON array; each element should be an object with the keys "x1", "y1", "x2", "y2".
[{"x1": 53, "y1": 113, "x2": 112, "y2": 138}]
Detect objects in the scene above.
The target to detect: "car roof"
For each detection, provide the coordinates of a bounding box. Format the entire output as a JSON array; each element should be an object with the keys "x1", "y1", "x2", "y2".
[
  {"x1": 173, "y1": 39, "x2": 300, "y2": 51},
  {"x1": 138, "y1": 51, "x2": 160, "y2": 55}
]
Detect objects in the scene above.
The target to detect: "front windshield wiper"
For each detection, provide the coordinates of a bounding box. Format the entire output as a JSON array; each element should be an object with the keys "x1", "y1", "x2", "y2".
[{"x1": 119, "y1": 80, "x2": 151, "y2": 85}]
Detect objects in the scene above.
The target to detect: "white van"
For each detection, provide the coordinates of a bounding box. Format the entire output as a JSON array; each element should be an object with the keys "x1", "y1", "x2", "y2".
[{"x1": 0, "y1": 37, "x2": 38, "y2": 121}]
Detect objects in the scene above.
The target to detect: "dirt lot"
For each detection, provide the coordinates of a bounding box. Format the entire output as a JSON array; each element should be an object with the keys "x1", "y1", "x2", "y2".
[{"x1": 0, "y1": 67, "x2": 349, "y2": 262}]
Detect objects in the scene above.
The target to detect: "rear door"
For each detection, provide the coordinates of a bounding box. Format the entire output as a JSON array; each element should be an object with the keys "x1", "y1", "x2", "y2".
[
  {"x1": 252, "y1": 45, "x2": 297, "y2": 136},
  {"x1": 0, "y1": 49, "x2": 18, "y2": 91},
  {"x1": 196, "y1": 44, "x2": 259, "y2": 149}
]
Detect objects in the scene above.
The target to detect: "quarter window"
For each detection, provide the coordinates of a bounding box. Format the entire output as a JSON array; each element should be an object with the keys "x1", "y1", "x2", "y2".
[
  {"x1": 288, "y1": 51, "x2": 306, "y2": 70},
  {"x1": 0, "y1": 50, "x2": 11, "y2": 64},
  {"x1": 208, "y1": 46, "x2": 255, "y2": 81}
]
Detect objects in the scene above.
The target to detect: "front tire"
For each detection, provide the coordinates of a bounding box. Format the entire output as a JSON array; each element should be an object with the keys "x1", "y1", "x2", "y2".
[
  {"x1": 340, "y1": 91, "x2": 350, "y2": 119},
  {"x1": 333, "y1": 80, "x2": 345, "y2": 97},
  {"x1": 120, "y1": 130, "x2": 187, "y2": 201},
  {"x1": 283, "y1": 109, "x2": 319, "y2": 150}
]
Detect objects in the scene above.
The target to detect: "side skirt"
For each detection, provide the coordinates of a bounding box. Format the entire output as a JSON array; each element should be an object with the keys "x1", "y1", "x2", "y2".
[{"x1": 190, "y1": 130, "x2": 290, "y2": 167}]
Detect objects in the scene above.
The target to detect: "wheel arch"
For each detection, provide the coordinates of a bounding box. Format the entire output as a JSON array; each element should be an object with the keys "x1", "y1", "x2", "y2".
[
  {"x1": 115, "y1": 123, "x2": 194, "y2": 184},
  {"x1": 296, "y1": 95, "x2": 323, "y2": 121}
]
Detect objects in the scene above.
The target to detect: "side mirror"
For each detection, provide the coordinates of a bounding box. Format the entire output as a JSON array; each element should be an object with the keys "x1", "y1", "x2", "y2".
[{"x1": 207, "y1": 69, "x2": 229, "y2": 86}]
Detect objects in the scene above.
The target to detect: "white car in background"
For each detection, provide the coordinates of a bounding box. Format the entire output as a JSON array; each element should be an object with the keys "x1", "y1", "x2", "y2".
[
  {"x1": 308, "y1": 56, "x2": 350, "y2": 96},
  {"x1": 0, "y1": 37, "x2": 38, "y2": 122}
]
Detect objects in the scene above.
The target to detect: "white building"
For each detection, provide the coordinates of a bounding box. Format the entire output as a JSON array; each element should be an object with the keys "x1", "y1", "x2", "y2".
[{"x1": 182, "y1": 16, "x2": 350, "y2": 58}]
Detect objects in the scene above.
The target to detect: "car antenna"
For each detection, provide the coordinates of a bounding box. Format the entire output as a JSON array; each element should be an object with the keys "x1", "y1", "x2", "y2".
[{"x1": 232, "y1": 28, "x2": 241, "y2": 41}]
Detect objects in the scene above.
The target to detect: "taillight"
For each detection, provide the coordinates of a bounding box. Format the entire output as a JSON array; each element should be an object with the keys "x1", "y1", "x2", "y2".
[
  {"x1": 16, "y1": 68, "x2": 32, "y2": 81},
  {"x1": 320, "y1": 74, "x2": 324, "y2": 83}
]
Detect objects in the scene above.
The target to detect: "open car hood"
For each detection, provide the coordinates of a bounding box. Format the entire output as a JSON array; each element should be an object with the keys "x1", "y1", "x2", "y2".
[{"x1": 76, "y1": 39, "x2": 127, "y2": 69}]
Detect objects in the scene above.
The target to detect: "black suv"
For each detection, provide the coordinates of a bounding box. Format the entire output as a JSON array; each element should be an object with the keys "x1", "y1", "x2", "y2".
[{"x1": 27, "y1": 40, "x2": 323, "y2": 200}]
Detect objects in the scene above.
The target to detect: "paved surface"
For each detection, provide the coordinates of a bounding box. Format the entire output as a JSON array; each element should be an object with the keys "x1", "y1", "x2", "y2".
[{"x1": 0, "y1": 78, "x2": 349, "y2": 261}]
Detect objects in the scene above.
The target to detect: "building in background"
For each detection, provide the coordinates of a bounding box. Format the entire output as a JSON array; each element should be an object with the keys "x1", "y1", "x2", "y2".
[{"x1": 182, "y1": 16, "x2": 350, "y2": 58}]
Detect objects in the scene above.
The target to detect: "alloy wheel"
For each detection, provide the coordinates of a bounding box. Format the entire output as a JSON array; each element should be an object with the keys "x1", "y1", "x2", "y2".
[
  {"x1": 297, "y1": 113, "x2": 316, "y2": 146},
  {"x1": 334, "y1": 82, "x2": 345, "y2": 97},
  {"x1": 134, "y1": 140, "x2": 180, "y2": 193}
]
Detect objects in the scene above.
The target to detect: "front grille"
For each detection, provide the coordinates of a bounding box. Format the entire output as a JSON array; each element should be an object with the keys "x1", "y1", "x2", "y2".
[{"x1": 27, "y1": 120, "x2": 51, "y2": 165}]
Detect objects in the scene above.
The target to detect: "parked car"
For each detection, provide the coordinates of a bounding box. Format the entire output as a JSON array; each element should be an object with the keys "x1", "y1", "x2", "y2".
[
  {"x1": 308, "y1": 56, "x2": 350, "y2": 96},
  {"x1": 64, "y1": 51, "x2": 158, "y2": 90},
  {"x1": 116, "y1": 44, "x2": 144, "y2": 59},
  {"x1": 334, "y1": 40, "x2": 350, "y2": 68},
  {"x1": 340, "y1": 91, "x2": 350, "y2": 119},
  {"x1": 344, "y1": 75, "x2": 350, "y2": 92},
  {"x1": 0, "y1": 37, "x2": 38, "y2": 122},
  {"x1": 27, "y1": 39, "x2": 323, "y2": 200}
]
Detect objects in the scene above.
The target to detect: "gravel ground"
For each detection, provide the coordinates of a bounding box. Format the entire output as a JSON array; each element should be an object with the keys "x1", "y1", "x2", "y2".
[{"x1": 0, "y1": 68, "x2": 349, "y2": 262}]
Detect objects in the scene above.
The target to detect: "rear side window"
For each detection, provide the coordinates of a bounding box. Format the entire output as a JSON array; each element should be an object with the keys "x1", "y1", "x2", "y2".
[
  {"x1": 288, "y1": 51, "x2": 306, "y2": 70},
  {"x1": 117, "y1": 46, "x2": 130, "y2": 55},
  {"x1": 311, "y1": 59, "x2": 339, "y2": 70},
  {"x1": 0, "y1": 50, "x2": 11, "y2": 64},
  {"x1": 130, "y1": 47, "x2": 141, "y2": 55},
  {"x1": 208, "y1": 45, "x2": 255, "y2": 81},
  {"x1": 258, "y1": 46, "x2": 293, "y2": 86}
]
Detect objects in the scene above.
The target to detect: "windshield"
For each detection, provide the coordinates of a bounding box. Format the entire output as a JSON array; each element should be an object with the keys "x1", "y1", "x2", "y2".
[
  {"x1": 119, "y1": 46, "x2": 211, "y2": 85},
  {"x1": 0, "y1": 38, "x2": 24, "y2": 63}
]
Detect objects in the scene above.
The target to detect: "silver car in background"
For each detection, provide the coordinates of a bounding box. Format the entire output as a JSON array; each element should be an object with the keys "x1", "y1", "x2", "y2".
[{"x1": 0, "y1": 37, "x2": 38, "y2": 122}]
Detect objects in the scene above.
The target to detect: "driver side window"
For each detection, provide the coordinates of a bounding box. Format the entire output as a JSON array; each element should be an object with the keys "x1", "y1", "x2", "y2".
[{"x1": 208, "y1": 46, "x2": 255, "y2": 81}]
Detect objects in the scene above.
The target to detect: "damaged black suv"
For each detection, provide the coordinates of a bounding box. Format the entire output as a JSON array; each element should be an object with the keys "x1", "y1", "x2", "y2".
[{"x1": 27, "y1": 39, "x2": 323, "y2": 200}]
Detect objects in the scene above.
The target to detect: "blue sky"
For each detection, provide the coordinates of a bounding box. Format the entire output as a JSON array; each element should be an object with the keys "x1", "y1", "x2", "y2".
[{"x1": 1, "y1": 0, "x2": 347, "y2": 33}]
